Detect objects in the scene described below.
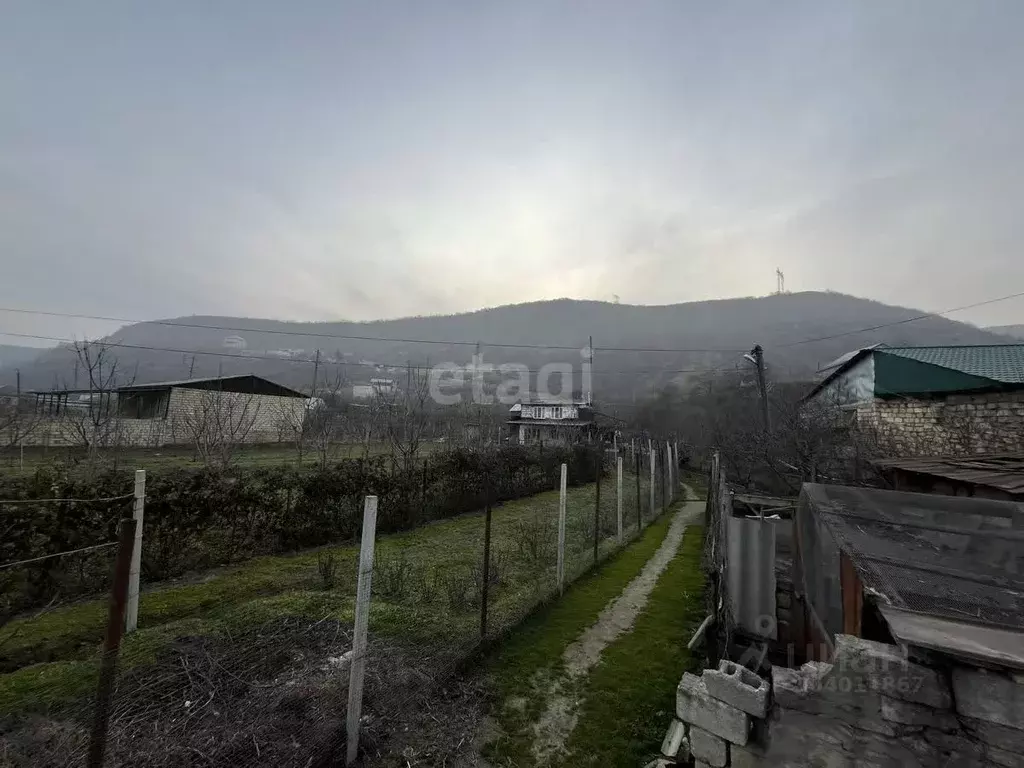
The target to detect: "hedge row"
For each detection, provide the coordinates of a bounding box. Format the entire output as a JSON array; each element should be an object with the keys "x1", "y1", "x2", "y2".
[{"x1": 0, "y1": 445, "x2": 600, "y2": 618}]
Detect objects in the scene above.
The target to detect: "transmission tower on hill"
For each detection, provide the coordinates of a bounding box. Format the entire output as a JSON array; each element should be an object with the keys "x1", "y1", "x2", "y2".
[{"x1": 775, "y1": 268, "x2": 786, "y2": 295}]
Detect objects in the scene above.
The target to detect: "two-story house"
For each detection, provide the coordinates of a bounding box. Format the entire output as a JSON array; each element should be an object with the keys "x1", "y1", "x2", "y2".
[{"x1": 507, "y1": 397, "x2": 597, "y2": 445}]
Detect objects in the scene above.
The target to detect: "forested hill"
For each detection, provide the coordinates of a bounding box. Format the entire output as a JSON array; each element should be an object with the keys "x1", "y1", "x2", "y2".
[
  {"x1": 989, "y1": 325, "x2": 1024, "y2": 340},
  {"x1": 8, "y1": 292, "x2": 1016, "y2": 401}
]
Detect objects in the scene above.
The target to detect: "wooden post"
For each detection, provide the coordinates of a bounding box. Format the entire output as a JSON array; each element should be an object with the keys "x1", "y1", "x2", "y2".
[
  {"x1": 593, "y1": 448, "x2": 601, "y2": 564},
  {"x1": 557, "y1": 463, "x2": 567, "y2": 594},
  {"x1": 125, "y1": 470, "x2": 145, "y2": 633},
  {"x1": 87, "y1": 517, "x2": 137, "y2": 768},
  {"x1": 616, "y1": 455, "x2": 623, "y2": 544},
  {"x1": 346, "y1": 496, "x2": 378, "y2": 766},
  {"x1": 480, "y1": 488, "x2": 493, "y2": 639}
]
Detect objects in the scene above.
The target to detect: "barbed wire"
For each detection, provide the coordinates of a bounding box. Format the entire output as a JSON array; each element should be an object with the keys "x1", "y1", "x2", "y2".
[
  {"x1": 0, "y1": 492, "x2": 134, "y2": 505},
  {"x1": 0, "y1": 541, "x2": 118, "y2": 571}
]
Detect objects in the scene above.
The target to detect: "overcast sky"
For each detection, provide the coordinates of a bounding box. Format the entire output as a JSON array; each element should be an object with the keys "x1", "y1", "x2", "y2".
[{"x1": 2, "y1": 1, "x2": 1023, "y2": 342}]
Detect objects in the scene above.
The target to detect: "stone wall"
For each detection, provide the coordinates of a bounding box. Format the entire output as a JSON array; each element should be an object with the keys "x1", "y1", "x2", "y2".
[
  {"x1": 650, "y1": 635, "x2": 1024, "y2": 767},
  {"x1": 856, "y1": 391, "x2": 1024, "y2": 455}
]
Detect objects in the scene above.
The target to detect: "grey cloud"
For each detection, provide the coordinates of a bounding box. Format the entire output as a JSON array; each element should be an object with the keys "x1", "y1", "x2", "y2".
[{"x1": 2, "y1": 0, "x2": 1024, "y2": 338}]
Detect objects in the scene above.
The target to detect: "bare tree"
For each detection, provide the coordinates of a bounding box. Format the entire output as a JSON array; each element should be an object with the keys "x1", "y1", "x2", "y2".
[
  {"x1": 375, "y1": 366, "x2": 433, "y2": 471},
  {"x1": 176, "y1": 386, "x2": 262, "y2": 467},
  {"x1": 58, "y1": 340, "x2": 133, "y2": 456},
  {"x1": 0, "y1": 392, "x2": 41, "y2": 468},
  {"x1": 303, "y1": 372, "x2": 350, "y2": 468}
]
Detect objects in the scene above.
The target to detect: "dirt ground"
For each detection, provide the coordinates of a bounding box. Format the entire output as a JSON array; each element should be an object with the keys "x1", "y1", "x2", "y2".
[{"x1": 0, "y1": 617, "x2": 488, "y2": 768}]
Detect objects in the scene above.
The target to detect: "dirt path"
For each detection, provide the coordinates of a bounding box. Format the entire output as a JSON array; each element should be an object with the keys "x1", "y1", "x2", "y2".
[{"x1": 530, "y1": 490, "x2": 704, "y2": 764}]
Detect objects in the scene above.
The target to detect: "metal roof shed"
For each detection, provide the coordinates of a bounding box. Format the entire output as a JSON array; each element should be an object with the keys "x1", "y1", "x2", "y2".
[{"x1": 794, "y1": 483, "x2": 1024, "y2": 669}]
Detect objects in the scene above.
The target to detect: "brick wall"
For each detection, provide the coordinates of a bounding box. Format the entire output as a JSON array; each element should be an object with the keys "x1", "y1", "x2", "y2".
[
  {"x1": 856, "y1": 391, "x2": 1024, "y2": 455},
  {"x1": 2, "y1": 388, "x2": 306, "y2": 448}
]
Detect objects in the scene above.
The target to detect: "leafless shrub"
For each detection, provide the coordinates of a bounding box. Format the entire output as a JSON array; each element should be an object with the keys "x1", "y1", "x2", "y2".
[
  {"x1": 374, "y1": 551, "x2": 414, "y2": 601},
  {"x1": 440, "y1": 568, "x2": 475, "y2": 612},
  {"x1": 316, "y1": 552, "x2": 337, "y2": 589},
  {"x1": 511, "y1": 517, "x2": 555, "y2": 565}
]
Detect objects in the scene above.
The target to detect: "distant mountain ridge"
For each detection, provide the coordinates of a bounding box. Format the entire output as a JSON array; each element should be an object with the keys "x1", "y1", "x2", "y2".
[
  {"x1": 0, "y1": 344, "x2": 44, "y2": 371},
  {"x1": 7, "y1": 292, "x2": 1017, "y2": 401}
]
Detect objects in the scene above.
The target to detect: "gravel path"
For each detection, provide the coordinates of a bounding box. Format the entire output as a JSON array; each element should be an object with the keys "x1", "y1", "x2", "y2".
[{"x1": 530, "y1": 491, "x2": 704, "y2": 764}]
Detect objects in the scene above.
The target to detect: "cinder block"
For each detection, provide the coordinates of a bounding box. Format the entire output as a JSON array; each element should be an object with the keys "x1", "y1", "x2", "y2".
[
  {"x1": 660, "y1": 718, "x2": 688, "y2": 759},
  {"x1": 952, "y1": 667, "x2": 1024, "y2": 730},
  {"x1": 676, "y1": 672, "x2": 750, "y2": 746},
  {"x1": 689, "y1": 725, "x2": 728, "y2": 767},
  {"x1": 702, "y1": 660, "x2": 769, "y2": 718}
]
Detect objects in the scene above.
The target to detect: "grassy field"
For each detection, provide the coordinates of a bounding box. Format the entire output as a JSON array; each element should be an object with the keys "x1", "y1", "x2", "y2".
[
  {"x1": 0, "y1": 441, "x2": 426, "y2": 475},
  {"x1": 0, "y1": 472, "x2": 658, "y2": 715}
]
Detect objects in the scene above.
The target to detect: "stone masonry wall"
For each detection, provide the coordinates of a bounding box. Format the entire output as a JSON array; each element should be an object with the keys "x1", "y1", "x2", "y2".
[
  {"x1": 856, "y1": 392, "x2": 1024, "y2": 455},
  {"x1": 649, "y1": 635, "x2": 1024, "y2": 767}
]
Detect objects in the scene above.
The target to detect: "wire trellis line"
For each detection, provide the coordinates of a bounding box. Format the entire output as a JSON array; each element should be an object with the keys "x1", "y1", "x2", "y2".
[
  {"x1": 0, "y1": 541, "x2": 118, "y2": 570},
  {"x1": 0, "y1": 492, "x2": 135, "y2": 505}
]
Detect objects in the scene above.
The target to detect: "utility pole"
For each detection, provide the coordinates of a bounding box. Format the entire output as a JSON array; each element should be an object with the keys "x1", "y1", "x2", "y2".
[
  {"x1": 588, "y1": 335, "x2": 593, "y2": 404},
  {"x1": 188, "y1": 356, "x2": 196, "y2": 378},
  {"x1": 311, "y1": 349, "x2": 321, "y2": 396},
  {"x1": 749, "y1": 344, "x2": 771, "y2": 433}
]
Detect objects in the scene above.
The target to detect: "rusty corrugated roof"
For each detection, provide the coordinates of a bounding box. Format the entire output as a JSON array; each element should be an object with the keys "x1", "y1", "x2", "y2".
[{"x1": 872, "y1": 455, "x2": 1024, "y2": 495}]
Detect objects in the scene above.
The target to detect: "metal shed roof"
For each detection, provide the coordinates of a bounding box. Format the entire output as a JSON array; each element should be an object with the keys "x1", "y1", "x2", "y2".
[
  {"x1": 872, "y1": 455, "x2": 1024, "y2": 496},
  {"x1": 882, "y1": 345, "x2": 1024, "y2": 384},
  {"x1": 117, "y1": 375, "x2": 307, "y2": 398},
  {"x1": 799, "y1": 484, "x2": 1024, "y2": 636}
]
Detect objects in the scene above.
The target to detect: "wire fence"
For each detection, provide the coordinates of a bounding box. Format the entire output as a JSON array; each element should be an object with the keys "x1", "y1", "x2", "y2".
[{"x1": 0, "y1": 441, "x2": 681, "y2": 767}]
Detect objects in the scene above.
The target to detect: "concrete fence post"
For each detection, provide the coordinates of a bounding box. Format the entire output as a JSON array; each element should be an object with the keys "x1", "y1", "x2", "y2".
[
  {"x1": 125, "y1": 469, "x2": 145, "y2": 633},
  {"x1": 557, "y1": 463, "x2": 567, "y2": 594},
  {"x1": 666, "y1": 440, "x2": 673, "y2": 502},
  {"x1": 649, "y1": 442, "x2": 656, "y2": 517},
  {"x1": 346, "y1": 495, "x2": 378, "y2": 766},
  {"x1": 616, "y1": 455, "x2": 623, "y2": 544}
]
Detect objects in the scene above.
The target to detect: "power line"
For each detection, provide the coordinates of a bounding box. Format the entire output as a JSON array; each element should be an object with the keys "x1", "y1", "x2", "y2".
[
  {"x1": 777, "y1": 290, "x2": 1024, "y2": 348},
  {"x1": 0, "y1": 331, "x2": 710, "y2": 378},
  {"x1": 0, "y1": 306, "x2": 741, "y2": 353},
  {"x1": 2, "y1": 289, "x2": 1022, "y2": 356}
]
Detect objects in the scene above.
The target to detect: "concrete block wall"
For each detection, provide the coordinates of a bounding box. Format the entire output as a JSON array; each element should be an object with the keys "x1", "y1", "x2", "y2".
[
  {"x1": 649, "y1": 636, "x2": 1024, "y2": 767},
  {"x1": 856, "y1": 391, "x2": 1024, "y2": 455}
]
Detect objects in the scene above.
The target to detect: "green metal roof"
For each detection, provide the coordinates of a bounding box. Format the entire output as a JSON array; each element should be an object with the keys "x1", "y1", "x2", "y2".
[{"x1": 882, "y1": 345, "x2": 1024, "y2": 384}]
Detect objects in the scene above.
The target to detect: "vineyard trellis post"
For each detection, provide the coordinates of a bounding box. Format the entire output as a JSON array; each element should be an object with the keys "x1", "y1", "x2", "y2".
[
  {"x1": 480, "y1": 480, "x2": 493, "y2": 640},
  {"x1": 616, "y1": 454, "x2": 623, "y2": 543},
  {"x1": 592, "y1": 448, "x2": 601, "y2": 564},
  {"x1": 346, "y1": 495, "x2": 378, "y2": 766},
  {"x1": 635, "y1": 450, "x2": 642, "y2": 531},
  {"x1": 125, "y1": 469, "x2": 145, "y2": 633},
  {"x1": 557, "y1": 462, "x2": 567, "y2": 594},
  {"x1": 87, "y1": 516, "x2": 137, "y2": 768},
  {"x1": 649, "y1": 440, "x2": 656, "y2": 516}
]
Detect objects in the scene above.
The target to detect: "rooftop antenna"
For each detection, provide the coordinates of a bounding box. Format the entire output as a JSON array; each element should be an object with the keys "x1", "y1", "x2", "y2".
[{"x1": 776, "y1": 268, "x2": 785, "y2": 295}]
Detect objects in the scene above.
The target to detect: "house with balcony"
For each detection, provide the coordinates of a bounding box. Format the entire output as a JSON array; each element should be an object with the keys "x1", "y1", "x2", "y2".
[{"x1": 507, "y1": 397, "x2": 597, "y2": 445}]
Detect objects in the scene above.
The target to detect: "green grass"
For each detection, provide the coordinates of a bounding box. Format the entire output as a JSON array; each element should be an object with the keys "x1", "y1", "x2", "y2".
[
  {"x1": 0, "y1": 441, "x2": 420, "y2": 475},
  {"x1": 562, "y1": 527, "x2": 705, "y2": 767},
  {"x1": 0, "y1": 474, "x2": 656, "y2": 714},
  {"x1": 482, "y1": 509, "x2": 679, "y2": 765}
]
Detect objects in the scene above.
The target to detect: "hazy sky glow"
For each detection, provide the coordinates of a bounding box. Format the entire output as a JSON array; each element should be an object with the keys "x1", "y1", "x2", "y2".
[{"x1": 2, "y1": 0, "x2": 1023, "y2": 341}]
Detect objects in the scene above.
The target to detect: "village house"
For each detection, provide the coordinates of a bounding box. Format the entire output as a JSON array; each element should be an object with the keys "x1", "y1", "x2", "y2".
[
  {"x1": 507, "y1": 397, "x2": 597, "y2": 445},
  {"x1": 802, "y1": 343, "x2": 1024, "y2": 455}
]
